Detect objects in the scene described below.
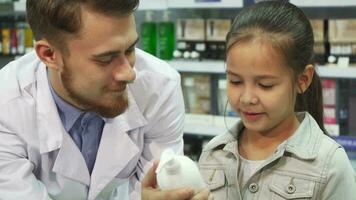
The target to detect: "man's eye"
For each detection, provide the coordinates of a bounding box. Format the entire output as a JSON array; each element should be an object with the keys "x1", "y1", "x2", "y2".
[
  {"x1": 96, "y1": 56, "x2": 117, "y2": 65},
  {"x1": 125, "y1": 48, "x2": 135, "y2": 55}
]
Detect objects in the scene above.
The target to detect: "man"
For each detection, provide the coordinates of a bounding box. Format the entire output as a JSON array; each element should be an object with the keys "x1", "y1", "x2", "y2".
[{"x1": 0, "y1": 0, "x2": 210, "y2": 199}]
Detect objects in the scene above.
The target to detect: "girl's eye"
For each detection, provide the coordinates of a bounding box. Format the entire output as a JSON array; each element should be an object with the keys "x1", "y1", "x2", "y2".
[
  {"x1": 230, "y1": 80, "x2": 242, "y2": 85},
  {"x1": 259, "y1": 83, "x2": 274, "y2": 89}
]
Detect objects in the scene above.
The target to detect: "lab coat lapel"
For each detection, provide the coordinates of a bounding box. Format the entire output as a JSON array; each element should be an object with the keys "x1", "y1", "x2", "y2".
[
  {"x1": 36, "y1": 64, "x2": 63, "y2": 154},
  {"x1": 36, "y1": 64, "x2": 90, "y2": 186},
  {"x1": 52, "y1": 132, "x2": 91, "y2": 185},
  {"x1": 89, "y1": 88, "x2": 147, "y2": 199}
]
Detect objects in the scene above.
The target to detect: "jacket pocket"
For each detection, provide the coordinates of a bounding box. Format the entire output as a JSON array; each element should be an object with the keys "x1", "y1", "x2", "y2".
[
  {"x1": 269, "y1": 172, "x2": 315, "y2": 199},
  {"x1": 200, "y1": 167, "x2": 227, "y2": 199}
]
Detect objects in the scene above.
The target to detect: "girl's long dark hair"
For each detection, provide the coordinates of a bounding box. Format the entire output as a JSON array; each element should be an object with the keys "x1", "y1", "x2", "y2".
[{"x1": 226, "y1": 1, "x2": 326, "y2": 133}]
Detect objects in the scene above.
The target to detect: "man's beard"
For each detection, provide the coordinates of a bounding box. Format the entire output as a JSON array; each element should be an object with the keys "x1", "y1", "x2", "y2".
[{"x1": 61, "y1": 60, "x2": 129, "y2": 118}]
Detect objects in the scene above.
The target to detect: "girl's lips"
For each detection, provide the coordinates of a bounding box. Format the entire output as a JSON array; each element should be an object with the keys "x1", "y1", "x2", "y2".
[{"x1": 242, "y1": 111, "x2": 264, "y2": 121}]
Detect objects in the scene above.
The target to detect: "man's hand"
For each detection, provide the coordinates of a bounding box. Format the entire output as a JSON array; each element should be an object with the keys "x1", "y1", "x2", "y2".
[{"x1": 141, "y1": 161, "x2": 213, "y2": 200}]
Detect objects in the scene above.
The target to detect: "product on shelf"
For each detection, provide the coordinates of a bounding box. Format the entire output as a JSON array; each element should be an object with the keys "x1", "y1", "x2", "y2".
[
  {"x1": 140, "y1": 11, "x2": 157, "y2": 56},
  {"x1": 322, "y1": 79, "x2": 339, "y2": 136},
  {"x1": 348, "y1": 81, "x2": 356, "y2": 137},
  {"x1": 16, "y1": 20, "x2": 26, "y2": 55},
  {"x1": 10, "y1": 20, "x2": 17, "y2": 55},
  {"x1": 24, "y1": 23, "x2": 34, "y2": 53},
  {"x1": 158, "y1": 11, "x2": 175, "y2": 60},
  {"x1": 1, "y1": 20, "x2": 11, "y2": 56},
  {"x1": 0, "y1": 16, "x2": 34, "y2": 56},
  {"x1": 217, "y1": 77, "x2": 237, "y2": 117},
  {"x1": 175, "y1": 18, "x2": 205, "y2": 60},
  {"x1": 310, "y1": 19, "x2": 326, "y2": 64},
  {"x1": 328, "y1": 19, "x2": 356, "y2": 64},
  {"x1": 205, "y1": 18, "x2": 231, "y2": 60},
  {"x1": 181, "y1": 74, "x2": 211, "y2": 114}
]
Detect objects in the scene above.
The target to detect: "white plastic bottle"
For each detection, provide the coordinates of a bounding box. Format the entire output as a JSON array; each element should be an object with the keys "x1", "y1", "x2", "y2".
[{"x1": 155, "y1": 149, "x2": 206, "y2": 192}]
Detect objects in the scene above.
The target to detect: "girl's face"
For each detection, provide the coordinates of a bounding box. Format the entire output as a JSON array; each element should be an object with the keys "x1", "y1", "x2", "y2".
[{"x1": 226, "y1": 39, "x2": 298, "y2": 134}]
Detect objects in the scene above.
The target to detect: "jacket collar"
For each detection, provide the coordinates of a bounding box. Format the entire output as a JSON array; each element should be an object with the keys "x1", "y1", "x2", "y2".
[
  {"x1": 204, "y1": 112, "x2": 324, "y2": 160},
  {"x1": 283, "y1": 112, "x2": 324, "y2": 160}
]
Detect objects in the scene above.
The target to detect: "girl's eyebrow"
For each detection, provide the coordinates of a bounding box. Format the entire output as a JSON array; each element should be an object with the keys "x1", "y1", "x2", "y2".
[{"x1": 226, "y1": 70, "x2": 278, "y2": 80}]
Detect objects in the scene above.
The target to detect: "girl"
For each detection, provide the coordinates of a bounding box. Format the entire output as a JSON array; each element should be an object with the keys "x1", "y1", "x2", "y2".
[{"x1": 199, "y1": 1, "x2": 356, "y2": 199}]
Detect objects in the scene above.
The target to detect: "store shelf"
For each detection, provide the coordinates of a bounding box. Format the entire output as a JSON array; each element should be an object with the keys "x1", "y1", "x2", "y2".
[
  {"x1": 184, "y1": 113, "x2": 239, "y2": 136},
  {"x1": 167, "y1": 0, "x2": 242, "y2": 9},
  {"x1": 317, "y1": 67, "x2": 356, "y2": 79},
  {"x1": 138, "y1": 0, "x2": 168, "y2": 10},
  {"x1": 169, "y1": 60, "x2": 356, "y2": 79},
  {"x1": 169, "y1": 60, "x2": 226, "y2": 74},
  {"x1": 290, "y1": 0, "x2": 356, "y2": 7},
  {"x1": 184, "y1": 113, "x2": 341, "y2": 137}
]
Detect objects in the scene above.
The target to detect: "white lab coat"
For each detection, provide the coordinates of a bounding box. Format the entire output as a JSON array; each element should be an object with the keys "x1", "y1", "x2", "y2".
[{"x1": 0, "y1": 49, "x2": 185, "y2": 200}]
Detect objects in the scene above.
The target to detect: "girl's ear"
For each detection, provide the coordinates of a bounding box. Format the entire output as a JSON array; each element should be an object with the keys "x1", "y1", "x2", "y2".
[{"x1": 297, "y1": 64, "x2": 314, "y2": 94}]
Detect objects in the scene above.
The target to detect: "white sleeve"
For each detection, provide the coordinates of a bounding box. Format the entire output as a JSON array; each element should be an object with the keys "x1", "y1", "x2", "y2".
[
  {"x1": 0, "y1": 126, "x2": 52, "y2": 200},
  {"x1": 129, "y1": 75, "x2": 185, "y2": 198}
]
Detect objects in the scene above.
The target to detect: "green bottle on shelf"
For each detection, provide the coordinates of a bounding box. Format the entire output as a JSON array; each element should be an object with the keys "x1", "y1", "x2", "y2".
[
  {"x1": 141, "y1": 11, "x2": 157, "y2": 56},
  {"x1": 158, "y1": 11, "x2": 175, "y2": 60}
]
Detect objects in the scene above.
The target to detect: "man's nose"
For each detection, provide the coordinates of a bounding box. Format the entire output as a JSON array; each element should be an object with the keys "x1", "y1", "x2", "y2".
[{"x1": 113, "y1": 56, "x2": 136, "y2": 83}]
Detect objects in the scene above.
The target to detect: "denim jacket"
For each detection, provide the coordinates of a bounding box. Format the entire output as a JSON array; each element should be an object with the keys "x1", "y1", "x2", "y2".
[{"x1": 199, "y1": 112, "x2": 356, "y2": 199}]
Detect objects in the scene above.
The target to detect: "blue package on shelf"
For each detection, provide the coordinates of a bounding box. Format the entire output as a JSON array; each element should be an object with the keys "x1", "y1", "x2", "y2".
[
  {"x1": 333, "y1": 136, "x2": 356, "y2": 171},
  {"x1": 333, "y1": 136, "x2": 356, "y2": 151}
]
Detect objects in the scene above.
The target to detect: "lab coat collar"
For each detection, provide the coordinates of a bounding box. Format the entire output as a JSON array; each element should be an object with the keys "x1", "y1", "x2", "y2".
[
  {"x1": 36, "y1": 63, "x2": 64, "y2": 154},
  {"x1": 36, "y1": 63, "x2": 148, "y2": 153},
  {"x1": 35, "y1": 63, "x2": 148, "y2": 196},
  {"x1": 88, "y1": 87, "x2": 147, "y2": 199}
]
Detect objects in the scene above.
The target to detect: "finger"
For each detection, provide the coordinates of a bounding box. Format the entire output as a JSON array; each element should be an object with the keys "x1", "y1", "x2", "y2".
[
  {"x1": 143, "y1": 187, "x2": 194, "y2": 200},
  {"x1": 191, "y1": 188, "x2": 211, "y2": 200},
  {"x1": 142, "y1": 160, "x2": 159, "y2": 188},
  {"x1": 156, "y1": 188, "x2": 195, "y2": 200},
  {"x1": 208, "y1": 193, "x2": 214, "y2": 200}
]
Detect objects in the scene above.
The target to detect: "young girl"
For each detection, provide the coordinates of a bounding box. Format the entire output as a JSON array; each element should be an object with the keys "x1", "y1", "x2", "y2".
[{"x1": 199, "y1": 1, "x2": 356, "y2": 199}]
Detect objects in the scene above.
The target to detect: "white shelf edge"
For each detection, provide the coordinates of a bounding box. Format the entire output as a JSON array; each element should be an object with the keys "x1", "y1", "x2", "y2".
[
  {"x1": 290, "y1": 0, "x2": 356, "y2": 7},
  {"x1": 316, "y1": 66, "x2": 356, "y2": 79},
  {"x1": 138, "y1": 0, "x2": 168, "y2": 10},
  {"x1": 169, "y1": 60, "x2": 226, "y2": 74},
  {"x1": 184, "y1": 113, "x2": 239, "y2": 136},
  {"x1": 167, "y1": 0, "x2": 243, "y2": 9},
  {"x1": 168, "y1": 60, "x2": 356, "y2": 79},
  {"x1": 184, "y1": 113, "x2": 340, "y2": 136}
]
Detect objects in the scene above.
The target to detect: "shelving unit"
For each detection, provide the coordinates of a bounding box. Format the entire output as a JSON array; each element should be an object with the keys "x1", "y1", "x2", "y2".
[
  {"x1": 184, "y1": 113, "x2": 239, "y2": 136},
  {"x1": 290, "y1": 0, "x2": 356, "y2": 7},
  {"x1": 167, "y1": 0, "x2": 243, "y2": 9},
  {"x1": 138, "y1": 0, "x2": 167, "y2": 10},
  {"x1": 138, "y1": 0, "x2": 243, "y2": 10},
  {"x1": 169, "y1": 60, "x2": 356, "y2": 79}
]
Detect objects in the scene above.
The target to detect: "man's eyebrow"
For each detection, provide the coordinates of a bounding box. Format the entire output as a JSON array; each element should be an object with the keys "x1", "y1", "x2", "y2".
[{"x1": 92, "y1": 37, "x2": 139, "y2": 59}]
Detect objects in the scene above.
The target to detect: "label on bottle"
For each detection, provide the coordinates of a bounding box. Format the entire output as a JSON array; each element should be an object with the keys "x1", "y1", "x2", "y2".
[
  {"x1": 206, "y1": 19, "x2": 231, "y2": 42},
  {"x1": 2, "y1": 28, "x2": 11, "y2": 55},
  {"x1": 176, "y1": 19, "x2": 205, "y2": 41}
]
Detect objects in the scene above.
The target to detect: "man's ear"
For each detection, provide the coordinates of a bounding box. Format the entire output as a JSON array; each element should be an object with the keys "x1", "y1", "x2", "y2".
[
  {"x1": 35, "y1": 40, "x2": 63, "y2": 70},
  {"x1": 297, "y1": 64, "x2": 314, "y2": 94}
]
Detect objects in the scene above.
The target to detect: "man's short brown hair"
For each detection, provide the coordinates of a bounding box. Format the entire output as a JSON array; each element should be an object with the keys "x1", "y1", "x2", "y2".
[{"x1": 26, "y1": 0, "x2": 139, "y2": 53}]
